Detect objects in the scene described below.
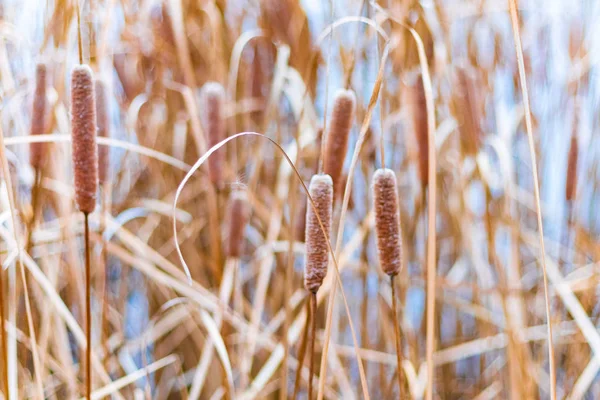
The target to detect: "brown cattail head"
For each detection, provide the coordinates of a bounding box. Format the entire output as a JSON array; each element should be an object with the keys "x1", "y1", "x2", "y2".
[
  {"x1": 71, "y1": 65, "x2": 98, "y2": 214},
  {"x1": 323, "y1": 89, "x2": 356, "y2": 197},
  {"x1": 30, "y1": 63, "x2": 48, "y2": 169},
  {"x1": 304, "y1": 174, "x2": 333, "y2": 293},
  {"x1": 451, "y1": 67, "x2": 483, "y2": 156},
  {"x1": 373, "y1": 169, "x2": 402, "y2": 276},
  {"x1": 95, "y1": 79, "x2": 110, "y2": 185},
  {"x1": 200, "y1": 82, "x2": 226, "y2": 186},
  {"x1": 403, "y1": 76, "x2": 428, "y2": 188},
  {"x1": 566, "y1": 120, "x2": 579, "y2": 202},
  {"x1": 225, "y1": 189, "x2": 251, "y2": 258}
]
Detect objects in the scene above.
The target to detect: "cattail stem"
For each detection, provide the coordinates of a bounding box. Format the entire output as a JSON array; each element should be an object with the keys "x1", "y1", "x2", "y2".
[
  {"x1": 308, "y1": 293, "x2": 317, "y2": 400},
  {"x1": 84, "y1": 212, "x2": 92, "y2": 400},
  {"x1": 292, "y1": 299, "x2": 311, "y2": 400},
  {"x1": 390, "y1": 275, "x2": 403, "y2": 399}
]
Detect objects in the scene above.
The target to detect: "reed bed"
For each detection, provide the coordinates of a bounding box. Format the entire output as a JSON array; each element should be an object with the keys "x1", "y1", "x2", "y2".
[{"x1": 0, "y1": 0, "x2": 598, "y2": 399}]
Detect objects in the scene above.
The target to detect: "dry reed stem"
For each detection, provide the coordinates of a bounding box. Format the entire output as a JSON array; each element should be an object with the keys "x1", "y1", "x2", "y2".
[
  {"x1": 30, "y1": 62, "x2": 48, "y2": 169},
  {"x1": 322, "y1": 89, "x2": 356, "y2": 197},
  {"x1": 373, "y1": 168, "x2": 402, "y2": 277},
  {"x1": 225, "y1": 188, "x2": 250, "y2": 258},
  {"x1": 71, "y1": 65, "x2": 98, "y2": 214},
  {"x1": 508, "y1": 2, "x2": 556, "y2": 399},
  {"x1": 304, "y1": 174, "x2": 333, "y2": 293},
  {"x1": 201, "y1": 82, "x2": 226, "y2": 186}
]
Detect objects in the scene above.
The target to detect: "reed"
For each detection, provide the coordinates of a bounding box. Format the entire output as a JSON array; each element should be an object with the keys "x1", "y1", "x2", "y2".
[
  {"x1": 303, "y1": 173, "x2": 333, "y2": 399},
  {"x1": 373, "y1": 168, "x2": 404, "y2": 396},
  {"x1": 30, "y1": 63, "x2": 48, "y2": 170},
  {"x1": 200, "y1": 82, "x2": 226, "y2": 186},
  {"x1": 323, "y1": 89, "x2": 356, "y2": 198},
  {"x1": 70, "y1": 64, "x2": 98, "y2": 400},
  {"x1": 225, "y1": 188, "x2": 250, "y2": 259}
]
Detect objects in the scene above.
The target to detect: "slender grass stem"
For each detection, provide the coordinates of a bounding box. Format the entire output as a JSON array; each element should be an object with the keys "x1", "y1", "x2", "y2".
[
  {"x1": 390, "y1": 275, "x2": 403, "y2": 399},
  {"x1": 0, "y1": 262, "x2": 8, "y2": 399},
  {"x1": 292, "y1": 299, "x2": 311, "y2": 400},
  {"x1": 84, "y1": 212, "x2": 92, "y2": 400},
  {"x1": 308, "y1": 293, "x2": 317, "y2": 400}
]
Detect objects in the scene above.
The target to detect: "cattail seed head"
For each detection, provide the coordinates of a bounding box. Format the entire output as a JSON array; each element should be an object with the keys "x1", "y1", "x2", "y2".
[
  {"x1": 566, "y1": 126, "x2": 578, "y2": 202},
  {"x1": 200, "y1": 82, "x2": 226, "y2": 186},
  {"x1": 304, "y1": 174, "x2": 333, "y2": 293},
  {"x1": 95, "y1": 79, "x2": 110, "y2": 185},
  {"x1": 71, "y1": 65, "x2": 98, "y2": 214},
  {"x1": 403, "y1": 77, "x2": 428, "y2": 188},
  {"x1": 451, "y1": 67, "x2": 483, "y2": 156},
  {"x1": 225, "y1": 189, "x2": 251, "y2": 258},
  {"x1": 30, "y1": 63, "x2": 48, "y2": 169},
  {"x1": 323, "y1": 89, "x2": 356, "y2": 197},
  {"x1": 373, "y1": 168, "x2": 402, "y2": 276}
]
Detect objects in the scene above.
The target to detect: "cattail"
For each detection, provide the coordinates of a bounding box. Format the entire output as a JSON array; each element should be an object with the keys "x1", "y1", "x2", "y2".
[
  {"x1": 150, "y1": 1, "x2": 175, "y2": 49},
  {"x1": 403, "y1": 77, "x2": 428, "y2": 188},
  {"x1": 71, "y1": 65, "x2": 98, "y2": 214},
  {"x1": 95, "y1": 79, "x2": 110, "y2": 185},
  {"x1": 30, "y1": 63, "x2": 47, "y2": 169},
  {"x1": 373, "y1": 168, "x2": 402, "y2": 276},
  {"x1": 323, "y1": 89, "x2": 356, "y2": 197},
  {"x1": 200, "y1": 82, "x2": 226, "y2": 186},
  {"x1": 451, "y1": 67, "x2": 483, "y2": 156},
  {"x1": 566, "y1": 124, "x2": 579, "y2": 202},
  {"x1": 225, "y1": 189, "x2": 250, "y2": 258},
  {"x1": 304, "y1": 174, "x2": 333, "y2": 293}
]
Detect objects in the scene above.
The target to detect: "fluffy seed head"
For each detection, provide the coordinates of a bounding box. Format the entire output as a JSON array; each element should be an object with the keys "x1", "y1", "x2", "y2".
[
  {"x1": 71, "y1": 65, "x2": 98, "y2": 214},
  {"x1": 566, "y1": 127, "x2": 578, "y2": 201},
  {"x1": 30, "y1": 63, "x2": 48, "y2": 169},
  {"x1": 95, "y1": 79, "x2": 110, "y2": 185},
  {"x1": 323, "y1": 89, "x2": 356, "y2": 197},
  {"x1": 373, "y1": 169, "x2": 402, "y2": 276},
  {"x1": 201, "y1": 82, "x2": 226, "y2": 186},
  {"x1": 225, "y1": 189, "x2": 251, "y2": 258},
  {"x1": 304, "y1": 174, "x2": 333, "y2": 293}
]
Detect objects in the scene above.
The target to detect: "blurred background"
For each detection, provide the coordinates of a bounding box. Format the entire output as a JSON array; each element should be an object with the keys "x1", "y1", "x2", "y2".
[{"x1": 0, "y1": 0, "x2": 599, "y2": 399}]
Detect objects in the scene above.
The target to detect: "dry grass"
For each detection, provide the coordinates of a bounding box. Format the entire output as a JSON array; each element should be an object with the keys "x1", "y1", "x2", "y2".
[{"x1": 0, "y1": 0, "x2": 598, "y2": 399}]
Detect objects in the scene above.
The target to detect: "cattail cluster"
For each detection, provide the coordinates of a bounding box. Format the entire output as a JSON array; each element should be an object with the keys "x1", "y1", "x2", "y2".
[
  {"x1": 304, "y1": 174, "x2": 333, "y2": 293},
  {"x1": 95, "y1": 79, "x2": 110, "y2": 185},
  {"x1": 71, "y1": 65, "x2": 98, "y2": 214},
  {"x1": 373, "y1": 169, "x2": 402, "y2": 276},
  {"x1": 200, "y1": 82, "x2": 226, "y2": 186},
  {"x1": 565, "y1": 123, "x2": 579, "y2": 202},
  {"x1": 225, "y1": 189, "x2": 251, "y2": 258},
  {"x1": 323, "y1": 89, "x2": 356, "y2": 197},
  {"x1": 30, "y1": 63, "x2": 48, "y2": 169},
  {"x1": 403, "y1": 76, "x2": 428, "y2": 188}
]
